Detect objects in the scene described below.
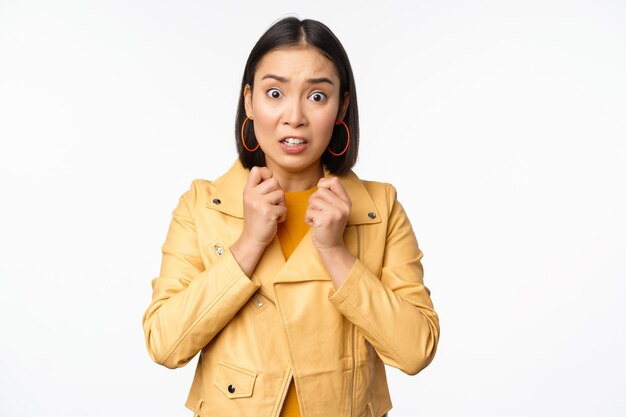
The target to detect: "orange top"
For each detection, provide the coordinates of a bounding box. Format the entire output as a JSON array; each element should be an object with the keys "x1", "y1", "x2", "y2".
[{"x1": 277, "y1": 186, "x2": 316, "y2": 417}]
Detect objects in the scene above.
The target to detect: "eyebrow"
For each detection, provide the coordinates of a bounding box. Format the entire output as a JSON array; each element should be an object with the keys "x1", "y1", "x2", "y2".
[{"x1": 261, "y1": 73, "x2": 334, "y2": 85}]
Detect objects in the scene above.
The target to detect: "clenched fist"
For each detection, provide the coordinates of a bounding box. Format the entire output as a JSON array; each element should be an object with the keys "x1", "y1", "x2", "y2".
[
  {"x1": 305, "y1": 177, "x2": 352, "y2": 251},
  {"x1": 241, "y1": 166, "x2": 287, "y2": 247}
]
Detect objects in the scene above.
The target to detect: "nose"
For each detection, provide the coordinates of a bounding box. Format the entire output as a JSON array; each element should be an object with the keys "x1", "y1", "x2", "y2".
[{"x1": 282, "y1": 98, "x2": 307, "y2": 127}]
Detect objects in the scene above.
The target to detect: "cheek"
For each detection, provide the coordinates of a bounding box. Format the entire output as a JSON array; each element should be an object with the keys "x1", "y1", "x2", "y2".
[
  {"x1": 312, "y1": 108, "x2": 339, "y2": 143},
  {"x1": 252, "y1": 96, "x2": 274, "y2": 118},
  {"x1": 251, "y1": 97, "x2": 279, "y2": 139}
]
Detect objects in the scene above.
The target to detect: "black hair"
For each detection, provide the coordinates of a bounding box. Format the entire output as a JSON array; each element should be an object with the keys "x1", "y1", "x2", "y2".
[{"x1": 235, "y1": 17, "x2": 359, "y2": 176}]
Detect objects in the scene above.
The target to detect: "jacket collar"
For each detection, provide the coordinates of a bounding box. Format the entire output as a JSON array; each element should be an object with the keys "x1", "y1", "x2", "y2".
[{"x1": 206, "y1": 159, "x2": 381, "y2": 226}]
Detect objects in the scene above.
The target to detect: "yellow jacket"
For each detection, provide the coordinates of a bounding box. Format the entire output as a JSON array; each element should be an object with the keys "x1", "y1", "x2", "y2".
[{"x1": 142, "y1": 159, "x2": 439, "y2": 417}]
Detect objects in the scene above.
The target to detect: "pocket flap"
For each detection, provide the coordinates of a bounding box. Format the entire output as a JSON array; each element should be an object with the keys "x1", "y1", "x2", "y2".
[{"x1": 214, "y1": 361, "x2": 257, "y2": 399}]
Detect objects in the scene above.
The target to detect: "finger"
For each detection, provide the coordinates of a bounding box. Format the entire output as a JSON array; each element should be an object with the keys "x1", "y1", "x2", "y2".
[
  {"x1": 246, "y1": 166, "x2": 263, "y2": 188},
  {"x1": 306, "y1": 196, "x2": 326, "y2": 212},
  {"x1": 304, "y1": 210, "x2": 318, "y2": 227},
  {"x1": 247, "y1": 166, "x2": 274, "y2": 188},
  {"x1": 309, "y1": 190, "x2": 350, "y2": 220},
  {"x1": 255, "y1": 177, "x2": 282, "y2": 195},
  {"x1": 304, "y1": 204, "x2": 326, "y2": 226},
  {"x1": 267, "y1": 205, "x2": 287, "y2": 222},
  {"x1": 263, "y1": 189, "x2": 285, "y2": 206},
  {"x1": 306, "y1": 199, "x2": 344, "y2": 227},
  {"x1": 257, "y1": 166, "x2": 274, "y2": 182},
  {"x1": 304, "y1": 209, "x2": 329, "y2": 228},
  {"x1": 318, "y1": 177, "x2": 351, "y2": 204},
  {"x1": 310, "y1": 187, "x2": 346, "y2": 207},
  {"x1": 274, "y1": 206, "x2": 288, "y2": 223}
]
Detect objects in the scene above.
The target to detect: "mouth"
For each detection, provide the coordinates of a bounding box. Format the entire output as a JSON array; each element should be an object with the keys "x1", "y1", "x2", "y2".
[{"x1": 280, "y1": 136, "x2": 308, "y2": 147}]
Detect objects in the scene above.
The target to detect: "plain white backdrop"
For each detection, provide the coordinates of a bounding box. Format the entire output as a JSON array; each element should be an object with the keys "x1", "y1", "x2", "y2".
[{"x1": 1, "y1": 0, "x2": 625, "y2": 416}]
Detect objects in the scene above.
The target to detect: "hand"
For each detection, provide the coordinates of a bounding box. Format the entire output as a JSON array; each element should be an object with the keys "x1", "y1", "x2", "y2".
[
  {"x1": 240, "y1": 166, "x2": 286, "y2": 248},
  {"x1": 305, "y1": 177, "x2": 352, "y2": 251}
]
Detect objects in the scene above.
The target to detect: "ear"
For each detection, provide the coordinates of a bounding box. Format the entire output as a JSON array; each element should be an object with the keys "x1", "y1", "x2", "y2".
[
  {"x1": 336, "y1": 92, "x2": 350, "y2": 123},
  {"x1": 244, "y1": 84, "x2": 253, "y2": 119}
]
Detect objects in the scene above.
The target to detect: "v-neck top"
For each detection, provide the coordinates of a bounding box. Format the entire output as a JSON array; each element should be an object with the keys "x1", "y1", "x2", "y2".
[
  {"x1": 276, "y1": 186, "x2": 316, "y2": 260},
  {"x1": 277, "y1": 186, "x2": 316, "y2": 417}
]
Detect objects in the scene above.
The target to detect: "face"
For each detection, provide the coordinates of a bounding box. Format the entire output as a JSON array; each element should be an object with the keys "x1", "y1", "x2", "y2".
[{"x1": 244, "y1": 46, "x2": 349, "y2": 176}]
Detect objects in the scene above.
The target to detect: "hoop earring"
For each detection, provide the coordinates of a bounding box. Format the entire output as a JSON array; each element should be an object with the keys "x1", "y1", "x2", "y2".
[
  {"x1": 241, "y1": 117, "x2": 259, "y2": 152},
  {"x1": 327, "y1": 120, "x2": 350, "y2": 157}
]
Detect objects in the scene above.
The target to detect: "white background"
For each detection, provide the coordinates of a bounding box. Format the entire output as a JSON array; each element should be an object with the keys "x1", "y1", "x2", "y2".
[{"x1": 1, "y1": 0, "x2": 625, "y2": 416}]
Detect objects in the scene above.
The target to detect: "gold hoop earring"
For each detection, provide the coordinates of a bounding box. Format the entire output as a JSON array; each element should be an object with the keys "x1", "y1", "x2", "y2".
[
  {"x1": 241, "y1": 117, "x2": 259, "y2": 152},
  {"x1": 327, "y1": 120, "x2": 350, "y2": 157}
]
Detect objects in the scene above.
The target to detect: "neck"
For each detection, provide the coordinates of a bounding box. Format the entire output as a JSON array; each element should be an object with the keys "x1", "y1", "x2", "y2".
[{"x1": 266, "y1": 161, "x2": 324, "y2": 192}]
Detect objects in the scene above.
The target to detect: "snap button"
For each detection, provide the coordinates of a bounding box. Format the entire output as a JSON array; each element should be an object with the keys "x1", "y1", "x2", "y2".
[
  {"x1": 212, "y1": 198, "x2": 221, "y2": 205},
  {"x1": 368, "y1": 212, "x2": 377, "y2": 219},
  {"x1": 228, "y1": 384, "x2": 236, "y2": 393},
  {"x1": 213, "y1": 245, "x2": 224, "y2": 256}
]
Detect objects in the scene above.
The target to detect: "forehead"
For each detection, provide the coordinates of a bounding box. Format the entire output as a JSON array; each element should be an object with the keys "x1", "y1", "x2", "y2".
[{"x1": 254, "y1": 46, "x2": 340, "y2": 83}]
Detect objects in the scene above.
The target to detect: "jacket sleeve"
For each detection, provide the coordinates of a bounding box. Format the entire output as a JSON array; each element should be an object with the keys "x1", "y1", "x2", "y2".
[
  {"x1": 142, "y1": 180, "x2": 260, "y2": 369},
  {"x1": 327, "y1": 184, "x2": 439, "y2": 376}
]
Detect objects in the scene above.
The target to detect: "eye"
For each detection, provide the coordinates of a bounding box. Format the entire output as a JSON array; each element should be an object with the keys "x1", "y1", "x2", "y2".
[
  {"x1": 266, "y1": 88, "x2": 283, "y2": 99},
  {"x1": 309, "y1": 92, "x2": 327, "y2": 103}
]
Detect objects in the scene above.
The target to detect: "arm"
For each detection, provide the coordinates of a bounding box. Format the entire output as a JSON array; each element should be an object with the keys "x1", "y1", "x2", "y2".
[
  {"x1": 327, "y1": 185, "x2": 440, "y2": 375},
  {"x1": 142, "y1": 180, "x2": 260, "y2": 369}
]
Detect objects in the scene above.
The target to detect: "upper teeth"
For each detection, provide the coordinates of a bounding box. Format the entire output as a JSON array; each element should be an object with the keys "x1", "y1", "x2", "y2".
[{"x1": 283, "y1": 138, "x2": 305, "y2": 145}]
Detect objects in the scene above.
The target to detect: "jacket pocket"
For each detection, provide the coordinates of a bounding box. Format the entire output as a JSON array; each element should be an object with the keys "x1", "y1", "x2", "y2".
[{"x1": 213, "y1": 361, "x2": 258, "y2": 399}]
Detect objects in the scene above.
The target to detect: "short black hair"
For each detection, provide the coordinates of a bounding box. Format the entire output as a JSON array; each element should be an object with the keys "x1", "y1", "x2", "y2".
[{"x1": 235, "y1": 17, "x2": 359, "y2": 176}]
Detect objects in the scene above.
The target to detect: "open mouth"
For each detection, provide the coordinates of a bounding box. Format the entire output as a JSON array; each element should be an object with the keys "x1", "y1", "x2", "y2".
[{"x1": 280, "y1": 137, "x2": 308, "y2": 147}]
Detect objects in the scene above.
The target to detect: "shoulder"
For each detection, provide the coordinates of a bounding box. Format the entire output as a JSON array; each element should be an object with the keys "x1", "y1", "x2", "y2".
[
  {"x1": 175, "y1": 174, "x2": 226, "y2": 212},
  {"x1": 352, "y1": 176, "x2": 416, "y2": 241},
  {"x1": 349, "y1": 171, "x2": 399, "y2": 208},
  {"x1": 360, "y1": 179, "x2": 398, "y2": 202},
  {"x1": 341, "y1": 170, "x2": 403, "y2": 225},
  {"x1": 178, "y1": 159, "x2": 245, "y2": 204}
]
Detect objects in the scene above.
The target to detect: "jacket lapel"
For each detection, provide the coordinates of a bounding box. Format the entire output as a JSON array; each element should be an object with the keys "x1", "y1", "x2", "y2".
[{"x1": 205, "y1": 159, "x2": 382, "y2": 286}]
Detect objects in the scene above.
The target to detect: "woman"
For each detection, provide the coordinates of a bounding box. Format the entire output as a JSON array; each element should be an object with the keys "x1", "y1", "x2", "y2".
[{"x1": 142, "y1": 17, "x2": 439, "y2": 417}]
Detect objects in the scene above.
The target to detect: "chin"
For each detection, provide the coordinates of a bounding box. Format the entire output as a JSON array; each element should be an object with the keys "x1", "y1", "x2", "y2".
[{"x1": 275, "y1": 156, "x2": 320, "y2": 173}]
